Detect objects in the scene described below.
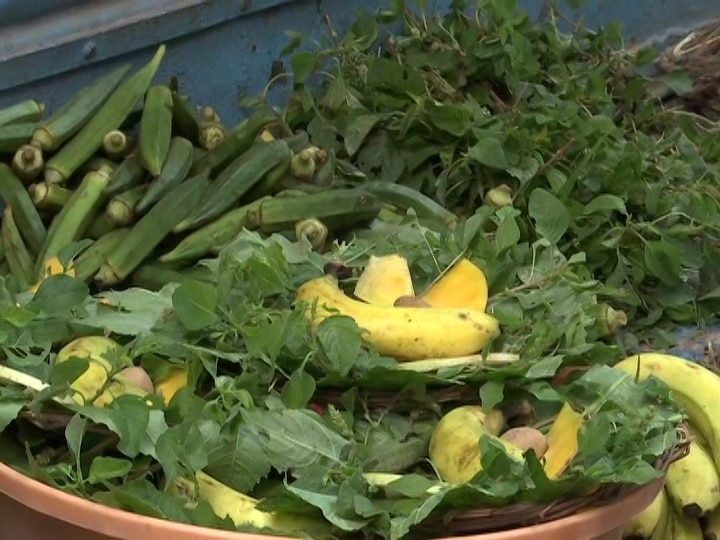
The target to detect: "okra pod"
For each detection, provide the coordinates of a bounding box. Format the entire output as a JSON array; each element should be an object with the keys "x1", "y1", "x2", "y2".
[
  {"x1": 102, "y1": 130, "x2": 134, "y2": 159},
  {"x1": 0, "y1": 100, "x2": 44, "y2": 127},
  {"x1": 139, "y1": 84, "x2": 173, "y2": 176},
  {"x1": 106, "y1": 185, "x2": 147, "y2": 226},
  {"x1": 79, "y1": 156, "x2": 119, "y2": 176},
  {"x1": 86, "y1": 213, "x2": 117, "y2": 240},
  {"x1": 94, "y1": 171, "x2": 210, "y2": 287},
  {"x1": 103, "y1": 153, "x2": 146, "y2": 196},
  {"x1": 246, "y1": 188, "x2": 382, "y2": 232},
  {"x1": 2, "y1": 207, "x2": 35, "y2": 288},
  {"x1": 37, "y1": 165, "x2": 114, "y2": 273},
  {"x1": 242, "y1": 159, "x2": 291, "y2": 201},
  {"x1": 174, "y1": 139, "x2": 292, "y2": 232},
  {"x1": 136, "y1": 136, "x2": 194, "y2": 213},
  {"x1": 71, "y1": 227, "x2": 130, "y2": 281},
  {"x1": 44, "y1": 46, "x2": 165, "y2": 184},
  {"x1": 0, "y1": 122, "x2": 37, "y2": 153},
  {"x1": 360, "y1": 181, "x2": 458, "y2": 228},
  {"x1": 189, "y1": 109, "x2": 277, "y2": 176},
  {"x1": 158, "y1": 196, "x2": 269, "y2": 263},
  {"x1": 127, "y1": 262, "x2": 212, "y2": 291},
  {"x1": 29, "y1": 183, "x2": 73, "y2": 213},
  {"x1": 0, "y1": 164, "x2": 46, "y2": 254},
  {"x1": 171, "y1": 92, "x2": 200, "y2": 144},
  {"x1": 32, "y1": 64, "x2": 131, "y2": 151},
  {"x1": 11, "y1": 144, "x2": 44, "y2": 183}
]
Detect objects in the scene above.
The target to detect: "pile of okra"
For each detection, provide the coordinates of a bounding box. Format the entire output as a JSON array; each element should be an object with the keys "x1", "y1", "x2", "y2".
[{"x1": 0, "y1": 44, "x2": 391, "y2": 292}]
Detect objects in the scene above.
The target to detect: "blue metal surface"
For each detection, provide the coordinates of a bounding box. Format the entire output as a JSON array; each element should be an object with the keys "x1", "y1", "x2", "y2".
[{"x1": 1, "y1": 0, "x2": 719, "y2": 126}]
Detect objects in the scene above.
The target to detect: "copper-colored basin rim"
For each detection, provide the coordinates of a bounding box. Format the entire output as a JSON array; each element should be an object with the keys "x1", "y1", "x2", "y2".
[{"x1": 0, "y1": 460, "x2": 663, "y2": 540}]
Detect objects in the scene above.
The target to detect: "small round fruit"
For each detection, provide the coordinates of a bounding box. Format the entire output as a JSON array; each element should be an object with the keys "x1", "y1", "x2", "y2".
[
  {"x1": 54, "y1": 336, "x2": 123, "y2": 404},
  {"x1": 500, "y1": 427, "x2": 548, "y2": 458},
  {"x1": 115, "y1": 366, "x2": 154, "y2": 395}
]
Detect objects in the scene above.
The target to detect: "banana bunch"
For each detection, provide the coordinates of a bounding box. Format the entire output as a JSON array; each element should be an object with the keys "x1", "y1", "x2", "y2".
[
  {"x1": 615, "y1": 353, "x2": 720, "y2": 539},
  {"x1": 295, "y1": 256, "x2": 501, "y2": 362}
]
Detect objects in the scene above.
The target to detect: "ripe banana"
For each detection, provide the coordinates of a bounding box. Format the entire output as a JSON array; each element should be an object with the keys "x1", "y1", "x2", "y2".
[
  {"x1": 665, "y1": 439, "x2": 720, "y2": 518},
  {"x1": 613, "y1": 353, "x2": 720, "y2": 472},
  {"x1": 428, "y1": 405, "x2": 524, "y2": 484},
  {"x1": 649, "y1": 489, "x2": 671, "y2": 540},
  {"x1": 670, "y1": 509, "x2": 704, "y2": 539},
  {"x1": 623, "y1": 487, "x2": 665, "y2": 537},
  {"x1": 172, "y1": 471, "x2": 326, "y2": 534},
  {"x1": 295, "y1": 275, "x2": 500, "y2": 361}
]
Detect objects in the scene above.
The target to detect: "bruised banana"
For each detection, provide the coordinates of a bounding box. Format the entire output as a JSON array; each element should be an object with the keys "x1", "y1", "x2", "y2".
[
  {"x1": 705, "y1": 505, "x2": 720, "y2": 539},
  {"x1": 614, "y1": 354, "x2": 720, "y2": 472},
  {"x1": 295, "y1": 275, "x2": 500, "y2": 361},
  {"x1": 172, "y1": 471, "x2": 328, "y2": 535},
  {"x1": 664, "y1": 439, "x2": 720, "y2": 518},
  {"x1": 669, "y1": 509, "x2": 704, "y2": 539},
  {"x1": 623, "y1": 487, "x2": 666, "y2": 538}
]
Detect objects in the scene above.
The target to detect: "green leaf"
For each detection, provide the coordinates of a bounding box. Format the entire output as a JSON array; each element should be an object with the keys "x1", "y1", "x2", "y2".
[
  {"x1": 582, "y1": 194, "x2": 628, "y2": 216},
  {"x1": 65, "y1": 414, "x2": 87, "y2": 461},
  {"x1": 172, "y1": 280, "x2": 218, "y2": 331},
  {"x1": 495, "y1": 216, "x2": 520, "y2": 253},
  {"x1": 291, "y1": 52, "x2": 320, "y2": 85},
  {"x1": 479, "y1": 380, "x2": 504, "y2": 411},
  {"x1": 205, "y1": 423, "x2": 272, "y2": 493},
  {"x1": 660, "y1": 71, "x2": 694, "y2": 96},
  {"x1": 525, "y1": 355, "x2": 564, "y2": 379},
  {"x1": 88, "y1": 456, "x2": 133, "y2": 484},
  {"x1": 344, "y1": 114, "x2": 383, "y2": 157},
  {"x1": 0, "y1": 388, "x2": 26, "y2": 433},
  {"x1": 281, "y1": 368, "x2": 316, "y2": 409},
  {"x1": 316, "y1": 316, "x2": 363, "y2": 377},
  {"x1": 240, "y1": 408, "x2": 349, "y2": 470},
  {"x1": 29, "y1": 275, "x2": 88, "y2": 316},
  {"x1": 428, "y1": 104, "x2": 472, "y2": 137},
  {"x1": 110, "y1": 396, "x2": 151, "y2": 458},
  {"x1": 644, "y1": 241, "x2": 682, "y2": 286},
  {"x1": 467, "y1": 138, "x2": 509, "y2": 169},
  {"x1": 528, "y1": 188, "x2": 570, "y2": 244}
]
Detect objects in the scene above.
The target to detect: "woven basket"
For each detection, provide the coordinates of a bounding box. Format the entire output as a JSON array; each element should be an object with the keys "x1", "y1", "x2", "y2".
[
  {"x1": 657, "y1": 19, "x2": 720, "y2": 119},
  {"x1": 419, "y1": 424, "x2": 689, "y2": 536},
  {"x1": 315, "y1": 382, "x2": 690, "y2": 536}
]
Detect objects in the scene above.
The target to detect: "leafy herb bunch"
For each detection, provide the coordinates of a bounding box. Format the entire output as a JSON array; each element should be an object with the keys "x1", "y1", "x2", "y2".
[{"x1": 270, "y1": 0, "x2": 720, "y2": 333}]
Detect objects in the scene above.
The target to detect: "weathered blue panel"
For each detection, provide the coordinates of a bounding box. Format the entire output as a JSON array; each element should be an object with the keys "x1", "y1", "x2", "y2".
[{"x1": 1, "y1": 0, "x2": 719, "y2": 125}]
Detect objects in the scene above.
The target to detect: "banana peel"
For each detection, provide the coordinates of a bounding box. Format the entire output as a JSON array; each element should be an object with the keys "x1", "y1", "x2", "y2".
[
  {"x1": 542, "y1": 402, "x2": 584, "y2": 479},
  {"x1": 154, "y1": 366, "x2": 189, "y2": 406},
  {"x1": 28, "y1": 256, "x2": 75, "y2": 293},
  {"x1": 171, "y1": 471, "x2": 328, "y2": 534},
  {"x1": 420, "y1": 258, "x2": 489, "y2": 312},
  {"x1": 353, "y1": 254, "x2": 415, "y2": 306}
]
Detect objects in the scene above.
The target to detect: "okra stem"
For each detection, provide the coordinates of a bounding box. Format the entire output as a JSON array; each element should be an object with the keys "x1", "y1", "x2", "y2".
[
  {"x1": 102, "y1": 130, "x2": 133, "y2": 159},
  {"x1": 295, "y1": 218, "x2": 328, "y2": 251},
  {"x1": 29, "y1": 183, "x2": 73, "y2": 212},
  {"x1": 106, "y1": 185, "x2": 147, "y2": 226},
  {"x1": 289, "y1": 148, "x2": 316, "y2": 181},
  {"x1": 11, "y1": 144, "x2": 44, "y2": 183}
]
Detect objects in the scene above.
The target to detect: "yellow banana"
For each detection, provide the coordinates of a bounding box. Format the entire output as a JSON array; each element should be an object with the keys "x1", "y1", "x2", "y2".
[
  {"x1": 665, "y1": 439, "x2": 720, "y2": 518},
  {"x1": 295, "y1": 275, "x2": 500, "y2": 361},
  {"x1": 428, "y1": 405, "x2": 524, "y2": 484},
  {"x1": 670, "y1": 509, "x2": 704, "y2": 539},
  {"x1": 613, "y1": 353, "x2": 720, "y2": 473},
  {"x1": 623, "y1": 487, "x2": 665, "y2": 537},
  {"x1": 172, "y1": 471, "x2": 325, "y2": 534},
  {"x1": 704, "y1": 505, "x2": 720, "y2": 539},
  {"x1": 649, "y1": 489, "x2": 671, "y2": 540}
]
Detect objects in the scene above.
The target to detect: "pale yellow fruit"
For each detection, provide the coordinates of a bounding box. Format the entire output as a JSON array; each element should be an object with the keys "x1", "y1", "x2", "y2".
[
  {"x1": 296, "y1": 276, "x2": 500, "y2": 361},
  {"x1": 428, "y1": 405, "x2": 524, "y2": 484},
  {"x1": 54, "y1": 336, "x2": 123, "y2": 405}
]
